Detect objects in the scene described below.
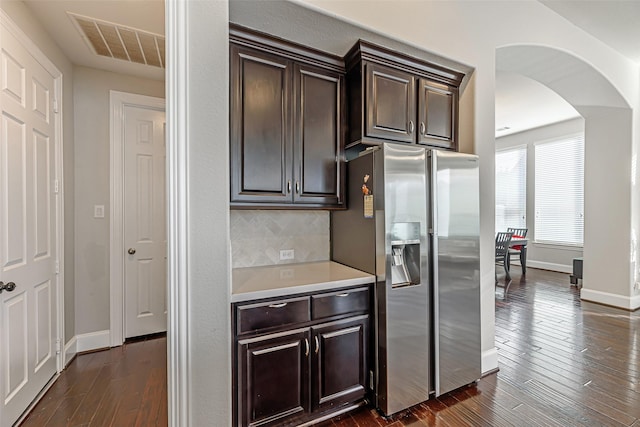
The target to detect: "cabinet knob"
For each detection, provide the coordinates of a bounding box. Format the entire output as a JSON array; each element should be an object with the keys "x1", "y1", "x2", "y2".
[
  {"x1": 295, "y1": 181, "x2": 300, "y2": 194},
  {"x1": 287, "y1": 180, "x2": 292, "y2": 194},
  {"x1": 420, "y1": 122, "x2": 426, "y2": 135},
  {"x1": 304, "y1": 338, "x2": 310, "y2": 357},
  {"x1": 408, "y1": 120, "x2": 414, "y2": 134},
  {"x1": 314, "y1": 336, "x2": 319, "y2": 354}
]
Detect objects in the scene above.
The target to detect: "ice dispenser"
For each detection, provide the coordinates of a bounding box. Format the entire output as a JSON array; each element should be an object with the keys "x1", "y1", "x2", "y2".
[{"x1": 390, "y1": 222, "x2": 421, "y2": 287}]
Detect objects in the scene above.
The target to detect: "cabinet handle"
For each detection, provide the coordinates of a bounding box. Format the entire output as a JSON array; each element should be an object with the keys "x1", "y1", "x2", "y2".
[
  {"x1": 295, "y1": 181, "x2": 300, "y2": 194},
  {"x1": 287, "y1": 180, "x2": 291, "y2": 194},
  {"x1": 268, "y1": 302, "x2": 288, "y2": 308},
  {"x1": 336, "y1": 293, "x2": 349, "y2": 297},
  {"x1": 409, "y1": 120, "x2": 414, "y2": 134},
  {"x1": 420, "y1": 122, "x2": 426, "y2": 135},
  {"x1": 304, "y1": 338, "x2": 310, "y2": 357},
  {"x1": 314, "y1": 336, "x2": 319, "y2": 354}
]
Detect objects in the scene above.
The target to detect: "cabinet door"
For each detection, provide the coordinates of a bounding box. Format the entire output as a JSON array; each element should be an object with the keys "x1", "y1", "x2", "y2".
[
  {"x1": 311, "y1": 315, "x2": 368, "y2": 412},
  {"x1": 293, "y1": 64, "x2": 344, "y2": 207},
  {"x1": 417, "y1": 79, "x2": 457, "y2": 149},
  {"x1": 365, "y1": 62, "x2": 416, "y2": 143},
  {"x1": 238, "y1": 329, "x2": 310, "y2": 427},
  {"x1": 230, "y1": 45, "x2": 293, "y2": 204}
]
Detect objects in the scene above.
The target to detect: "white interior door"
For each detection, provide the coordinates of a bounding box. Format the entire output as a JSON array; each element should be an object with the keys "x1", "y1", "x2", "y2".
[
  {"x1": 124, "y1": 105, "x2": 166, "y2": 339},
  {"x1": 0, "y1": 23, "x2": 58, "y2": 426}
]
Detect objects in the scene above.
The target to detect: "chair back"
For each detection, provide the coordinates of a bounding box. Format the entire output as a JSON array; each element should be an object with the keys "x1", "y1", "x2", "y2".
[
  {"x1": 495, "y1": 232, "x2": 513, "y2": 259},
  {"x1": 507, "y1": 227, "x2": 528, "y2": 238}
]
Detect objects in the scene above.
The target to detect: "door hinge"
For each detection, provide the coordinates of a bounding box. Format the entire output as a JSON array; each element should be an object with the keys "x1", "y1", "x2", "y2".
[
  {"x1": 55, "y1": 339, "x2": 61, "y2": 355},
  {"x1": 54, "y1": 179, "x2": 59, "y2": 194},
  {"x1": 53, "y1": 98, "x2": 59, "y2": 114}
]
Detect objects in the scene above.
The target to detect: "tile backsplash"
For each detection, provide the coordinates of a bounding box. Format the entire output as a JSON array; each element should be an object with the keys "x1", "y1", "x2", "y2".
[{"x1": 230, "y1": 210, "x2": 330, "y2": 268}]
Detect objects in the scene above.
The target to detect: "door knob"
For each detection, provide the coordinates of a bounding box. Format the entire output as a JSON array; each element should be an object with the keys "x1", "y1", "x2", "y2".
[
  {"x1": 128, "y1": 248, "x2": 136, "y2": 255},
  {"x1": 0, "y1": 281, "x2": 16, "y2": 293}
]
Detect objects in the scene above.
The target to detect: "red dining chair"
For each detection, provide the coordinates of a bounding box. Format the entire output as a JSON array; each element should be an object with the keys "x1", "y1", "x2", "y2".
[{"x1": 507, "y1": 227, "x2": 528, "y2": 273}]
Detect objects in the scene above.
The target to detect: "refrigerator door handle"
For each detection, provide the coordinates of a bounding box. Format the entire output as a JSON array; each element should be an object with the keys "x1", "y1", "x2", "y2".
[{"x1": 429, "y1": 151, "x2": 441, "y2": 396}]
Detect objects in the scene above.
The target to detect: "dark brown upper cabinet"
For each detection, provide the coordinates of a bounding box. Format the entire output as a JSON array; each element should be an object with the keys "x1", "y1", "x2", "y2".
[
  {"x1": 365, "y1": 63, "x2": 416, "y2": 143},
  {"x1": 230, "y1": 25, "x2": 345, "y2": 209},
  {"x1": 417, "y1": 79, "x2": 457, "y2": 148},
  {"x1": 346, "y1": 40, "x2": 463, "y2": 152}
]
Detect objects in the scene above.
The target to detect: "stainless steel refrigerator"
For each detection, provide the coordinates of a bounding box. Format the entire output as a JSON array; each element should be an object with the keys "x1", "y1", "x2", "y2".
[{"x1": 331, "y1": 143, "x2": 480, "y2": 416}]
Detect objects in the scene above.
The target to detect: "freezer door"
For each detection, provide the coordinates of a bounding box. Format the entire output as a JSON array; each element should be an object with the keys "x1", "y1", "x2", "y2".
[
  {"x1": 430, "y1": 150, "x2": 481, "y2": 396},
  {"x1": 377, "y1": 144, "x2": 431, "y2": 415}
]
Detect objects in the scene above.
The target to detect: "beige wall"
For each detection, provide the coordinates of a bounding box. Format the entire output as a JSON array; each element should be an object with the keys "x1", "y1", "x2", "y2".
[
  {"x1": 230, "y1": 210, "x2": 329, "y2": 268},
  {"x1": 0, "y1": 0, "x2": 77, "y2": 344},
  {"x1": 73, "y1": 66, "x2": 164, "y2": 335}
]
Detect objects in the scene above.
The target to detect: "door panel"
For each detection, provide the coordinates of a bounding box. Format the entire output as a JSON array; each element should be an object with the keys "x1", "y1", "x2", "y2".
[
  {"x1": 238, "y1": 329, "x2": 310, "y2": 427},
  {"x1": 2, "y1": 113, "x2": 26, "y2": 268},
  {"x1": 365, "y1": 63, "x2": 415, "y2": 143},
  {"x1": 418, "y1": 80, "x2": 457, "y2": 149},
  {"x1": 33, "y1": 130, "x2": 51, "y2": 259},
  {"x1": 293, "y1": 64, "x2": 343, "y2": 206},
  {"x1": 4, "y1": 292, "x2": 28, "y2": 397},
  {"x1": 34, "y1": 280, "x2": 52, "y2": 371},
  {"x1": 1, "y1": 22, "x2": 58, "y2": 426},
  {"x1": 431, "y1": 151, "x2": 481, "y2": 396},
  {"x1": 311, "y1": 316, "x2": 368, "y2": 412},
  {"x1": 124, "y1": 105, "x2": 167, "y2": 339},
  {"x1": 230, "y1": 46, "x2": 292, "y2": 204}
]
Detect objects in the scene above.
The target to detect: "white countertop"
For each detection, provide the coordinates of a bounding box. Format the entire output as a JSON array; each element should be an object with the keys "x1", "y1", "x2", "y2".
[{"x1": 231, "y1": 261, "x2": 374, "y2": 303}]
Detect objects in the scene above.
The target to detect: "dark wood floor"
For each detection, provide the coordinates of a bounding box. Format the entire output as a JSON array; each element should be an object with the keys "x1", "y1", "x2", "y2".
[
  {"x1": 20, "y1": 267, "x2": 640, "y2": 426},
  {"x1": 20, "y1": 335, "x2": 167, "y2": 427}
]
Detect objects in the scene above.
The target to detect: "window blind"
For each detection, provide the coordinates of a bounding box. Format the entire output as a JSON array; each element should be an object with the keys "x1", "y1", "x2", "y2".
[
  {"x1": 495, "y1": 146, "x2": 527, "y2": 232},
  {"x1": 534, "y1": 134, "x2": 584, "y2": 246}
]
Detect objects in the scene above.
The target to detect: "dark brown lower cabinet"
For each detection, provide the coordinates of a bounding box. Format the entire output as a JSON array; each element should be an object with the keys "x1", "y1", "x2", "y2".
[
  {"x1": 238, "y1": 329, "x2": 310, "y2": 427},
  {"x1": 312, "y1": 316, "x2": 368, "y2": 412},
  {"x1": 234, "y1": 286, "x2": 371, "y2": 426}
]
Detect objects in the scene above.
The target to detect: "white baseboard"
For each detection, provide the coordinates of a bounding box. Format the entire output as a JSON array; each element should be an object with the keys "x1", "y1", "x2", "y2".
[
  {"x1": 482, "y1": 347, "x2": 498, "y2": 374},
  {"x1": 64, "y1": 336, "x2": 77, "y2": 367},
  {"x1": 527, "y1": 260, "x2": 572, "y2": 274},
  {"x1": 76, "y1": 330, "x2": 110, "y2": 353},
  {"x1": 581, "y1": 288, "x2": 640, "y2": 311}
]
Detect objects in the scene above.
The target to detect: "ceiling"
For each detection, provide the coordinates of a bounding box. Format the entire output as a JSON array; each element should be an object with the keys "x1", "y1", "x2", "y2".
[{"x1": 20, "y1": 0, "x2": 639, "y2": 136}]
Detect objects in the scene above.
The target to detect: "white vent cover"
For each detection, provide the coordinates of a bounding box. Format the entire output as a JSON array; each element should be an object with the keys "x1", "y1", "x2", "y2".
[{"x1": 69, "y1": 12, "x2": 165, "y2": 68}]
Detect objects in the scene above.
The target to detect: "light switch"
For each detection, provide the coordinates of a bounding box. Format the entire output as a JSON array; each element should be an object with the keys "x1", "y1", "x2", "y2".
[{"x1": 94, "y1": 205, "x2": 105, "y2": 218}]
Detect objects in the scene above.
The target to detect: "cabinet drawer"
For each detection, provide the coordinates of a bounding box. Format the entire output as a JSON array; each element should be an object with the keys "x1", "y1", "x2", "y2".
[
  {"x1": 237, "y1": 296, "x2": 310, "y2": 335},
  {"x1": 312, "y1": 287, "x2": 369, "y2": 319}
]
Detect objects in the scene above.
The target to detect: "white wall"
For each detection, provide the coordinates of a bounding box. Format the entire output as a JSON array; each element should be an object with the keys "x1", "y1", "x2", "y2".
[
  {"x1": 73, "y1": 66, "x2": 164, "y2": 335},
  {"x1": 496, "y1": 118, "x2": 585, "y2": 273},
  {"x1": 167, "y1": 1, "x2": 231, "y2": 425},
  {"x1": 579, "y1": 106, "x2": 635, "y2": 308},
  {"x1": 0, "y1": 0, "x2": 76, "y2": 344}
]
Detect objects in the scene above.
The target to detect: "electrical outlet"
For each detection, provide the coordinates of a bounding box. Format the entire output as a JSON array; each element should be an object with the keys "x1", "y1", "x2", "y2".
[
  {"x1": 280, "y1": 269, "x2": 294, "y2": 280},
  {"x1": 94, "y1": 205, "x2": 105, "y2": 218},
  {"x1": 279, "y1": 249, "x2": 295, "y2": 260}
]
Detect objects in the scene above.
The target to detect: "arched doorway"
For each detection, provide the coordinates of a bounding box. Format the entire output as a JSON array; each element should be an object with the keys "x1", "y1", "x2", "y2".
[{"x1": 496, "y1": 45, "x2": 636, "y2": 309}]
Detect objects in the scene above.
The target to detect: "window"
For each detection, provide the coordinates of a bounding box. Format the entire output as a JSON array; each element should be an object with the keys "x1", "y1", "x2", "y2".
[
  {"x1": 534, "y1": 134, "x2": 584, "y2": 246},
  {"x1": 495, "y1": 146, "x2": 526, "y2": 232}
]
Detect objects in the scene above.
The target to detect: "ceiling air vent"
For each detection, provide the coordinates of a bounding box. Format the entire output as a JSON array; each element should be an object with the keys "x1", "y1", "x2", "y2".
[{"x1": 69, "y1": 12, "x2": 165, "y2": 68}]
